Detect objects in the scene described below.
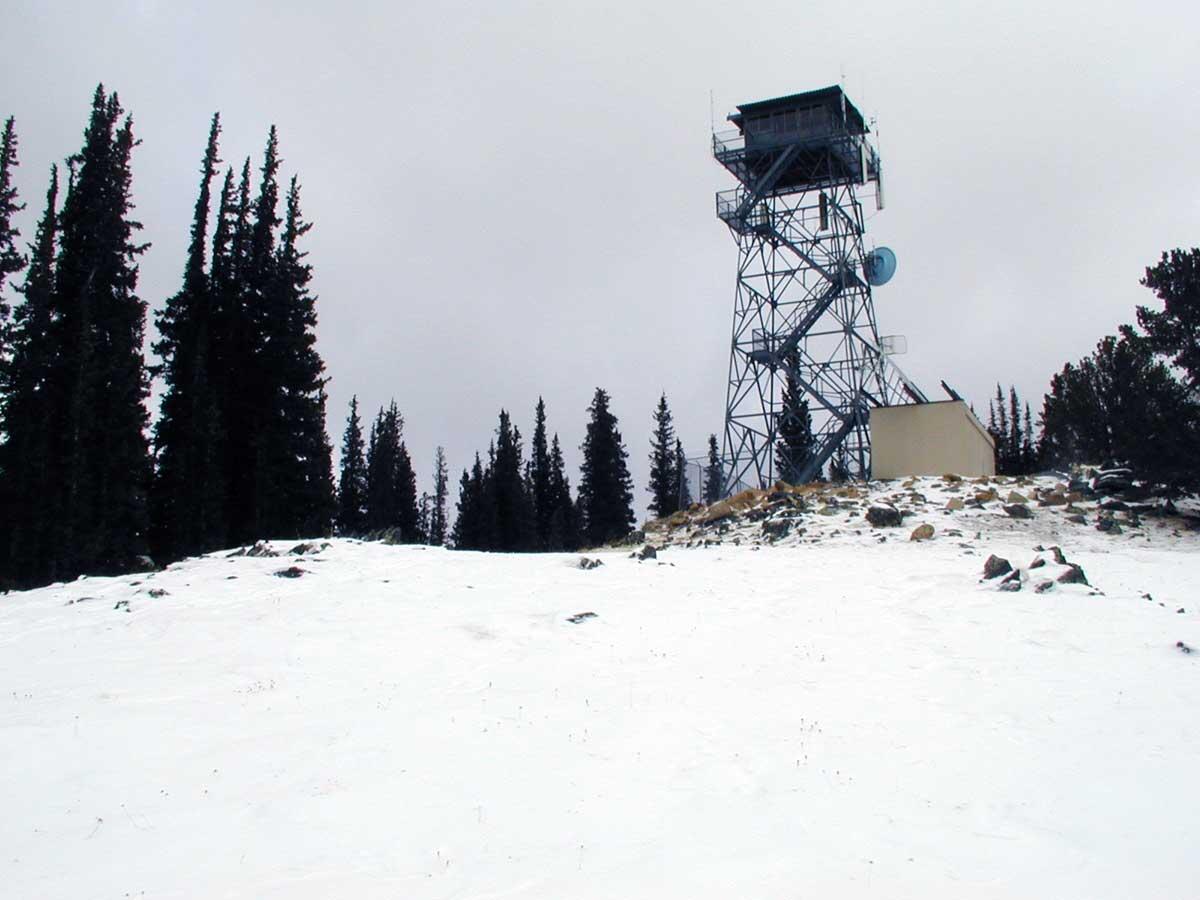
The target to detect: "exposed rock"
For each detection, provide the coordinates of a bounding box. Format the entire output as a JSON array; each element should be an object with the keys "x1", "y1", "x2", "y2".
[
  {"x1": 974, "y1": 488, "x2": 999, "y2": 503},
  {"x1": 945, "y1": 497, "x2": 965, "y2": 511},
  {"x1": 942, "y1": 473, "x2": 963, "y2": 483},
  {"x1": 1029, "y1": 557, "x2": 1045, "y2": 569},
  {"x1": 1057, "y1": 564, "x2": 1089, "y2": 586},
  {"x1": 242, "y1": 542, "x2": 279, "y2": 558},
  {"x1": 983, "y1": 554, "x2": 1012, "y2": 579},
  {"x1": 147, "y1": 588, "x2": 169, "y2": 598},
  {"x1": 1035, "y1": 580, "x2": 1055, "y2": 593},
  {"x1": 1006, "y1": 491, "x2": 1029, "y2": 505},
  {"x1": 1096, "y1": 517, "x2": 1123, "y2": 535},
  {"x1": 1048, "y1": 546, "x2": 1067, "y2": 565},
  {"x1": 566, "y1": 611, "x2": 597, "y2": 624},
  {"x1": 1178, "y1": 641, "x2": 1193, "y2": 654},
  {"x1": 1004, "y1": 504, "x2": 1033, "y2": 519},
  {"x1": 577, "y1": 557, "x2": 604, "y2": 570},
  {"x1": 909, "y1": 523, "x2": 935, "y2": 541},
  {"x1": 631, "y1": 545, "x2": 658, "y2": 561},
  {"x1": 998, "y1": 580, "x2": 1022, "y2": 592},
  {"x1": 289, "y1": 541, "x2": 330, "y2": 556},
  {"x1": 866, "y1": 505, "x2": 902, "y2": 528},
  {"x1": 762, "y1": 519, "x2": 792, "y2": 540},
  {"x1": 1002, "y1": 569, "x2": 1021, "y2": 584},
  {"x1": 1066, "y1": 514, "x2": 1088, "y2": 525},
  {"x1": 273, "y1": 566, "x2": 306, "y2": 578},
  {"x1": 129, "y1": 555, "x2": 158, "y2": 573}
]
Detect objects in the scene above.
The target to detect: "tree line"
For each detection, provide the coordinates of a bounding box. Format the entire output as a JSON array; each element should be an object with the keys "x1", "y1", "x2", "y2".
[
  {"x1": 0, "y1": 88, "x2": 332, "y2": 589},
  {"x1": 981, "y1": 249, "x2": 1200, "y2": 487}
]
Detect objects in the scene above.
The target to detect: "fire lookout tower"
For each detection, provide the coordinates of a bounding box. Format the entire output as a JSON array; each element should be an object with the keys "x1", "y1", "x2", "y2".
[{"x1": 713, "y1": 86, "x2": 925, "y2": 489}]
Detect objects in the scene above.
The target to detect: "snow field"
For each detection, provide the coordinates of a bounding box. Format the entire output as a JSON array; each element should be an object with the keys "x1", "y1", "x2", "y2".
[{"x1": 1, "y1": 508, "x2": 1197, "y2": 899}]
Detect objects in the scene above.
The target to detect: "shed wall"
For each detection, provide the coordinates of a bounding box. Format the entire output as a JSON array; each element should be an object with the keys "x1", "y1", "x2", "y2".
[{"x1": 870, "y1": 401, "x2": 995, "y2": 479}]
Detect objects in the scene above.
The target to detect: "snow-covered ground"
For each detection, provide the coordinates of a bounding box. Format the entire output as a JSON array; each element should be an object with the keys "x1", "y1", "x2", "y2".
[{"x1": 2, "y1": 475, "x2": 1197, "y2": 899}]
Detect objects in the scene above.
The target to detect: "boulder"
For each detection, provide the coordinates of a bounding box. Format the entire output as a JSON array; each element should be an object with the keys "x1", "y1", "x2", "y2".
[
  {"x1": 632, "y1": 544, "x2": 658, "y2": 561},
  {"x1": 1057, "y1": 564, "x2": 1089, "y2": 586},
  {"x1": 577, "y1": 557, "x2": 604, "y2": 570},
  {"x1": 974, "y1": 488, "x2": 999, "y2": 503},
  {"x1": 273, "y1": 566, "x2": 305, "y2": 578},
  {"x1": 945, "y1": 497, "x2": 965, "y2": 511},
  {"x1": 998, "y1": 580, "x2": 1022, "y2": 592},
  {"x1": 1004, "y1": 504, "x2": 1033, "y2": 519},
  {"x1": 866, "y1": 505, "x2": 902, "y2": 528},
  {"x1": 983, "y1": 554, "x2": 1012, "y2": 579},
  {"x1": 1006, "y1": 491, "x2": 1029, "y2": 505},
  {"x1": 762, "y1": 519, "x2": 792, "y2": 540},
  {"x1": 909, "y1": 523, "x2": 935, "y2": 541}
]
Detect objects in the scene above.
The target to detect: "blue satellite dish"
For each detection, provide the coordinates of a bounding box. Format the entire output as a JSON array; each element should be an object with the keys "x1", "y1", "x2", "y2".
[{"x1": 865, "y1": 246, "x2": 897, "y2": 286}]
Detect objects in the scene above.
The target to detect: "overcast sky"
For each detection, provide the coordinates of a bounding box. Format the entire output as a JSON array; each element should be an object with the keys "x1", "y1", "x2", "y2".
[{"x1": 4, "y1": 0, "x2": 1198, "y2": 508}]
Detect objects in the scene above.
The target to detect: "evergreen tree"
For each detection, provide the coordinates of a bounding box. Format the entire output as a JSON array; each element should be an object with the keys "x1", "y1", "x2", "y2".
[
  {"x1": 417, "y1": 493, "x2": 432, "y2": 543},
  {"x1": 1008, "y1": 386, "x2": 1022, "y2": 474},
  {"x1": 336, "y1": 395, "x2": 368, "y2": 534},
  {"x1": 490, "y1": 409, "x2": 533, "y2": 551},
  {"x1": 39, "y1": 87, "x2": 152, "y2": 581},
  {"x1": 1136, "y1": 248, "x2": 1200, "y2": 391},
  {"x1": 0, "y1": 166, "x2": 57, "y2": 586},
  {"x1": 220, "y1": 158, "x2": 258, "y2": 544},
  {"x1": 429, "y1": 446, "x2": 449, "y2": 546},
  {"x1": 1038, "y1": 334, "x2": 1196, "y2": 487},
  {"x1": 703, "y1": 433, "x2": 724, "y2": 504},
  {"x1": 364, "y1": 401, "x2": 419, "y2": 539},
  {"x1": 579, "y1": 387, "x2": 634, "y2": 545},
  {"x1": 1021, "y1": 402, "x2": 1036, "y2": 474},
  {"x1": 546, "y1": 433, "x2": 579, "y2": 551},
  {"x1": 0, "y1": 116, "x2": 25, "y2": 334},
  {"x1": 989, "y1": 383, "x2": 1010, "y2": 472},
  {"x1": 647, "y1": 392, "x2": 678, "y2": 517},
  {"x1": 452, "y1": 453, "x2": 489, "y2": 549},
  {"x1": 150, "y1": 113, "x2": 225, "y2": 560},
  {"x1": 775, "y1": 369, "x2": 814, "y2": 484},
  {"x1": 268, "y1": 176, "x2": 335, "y2": 536},
  {"x1": 674, "y1": 438, "x2": 692, "y2": 508},
  {"x1": 529, "y1": 398, "x2": 553, "y2": 549}
]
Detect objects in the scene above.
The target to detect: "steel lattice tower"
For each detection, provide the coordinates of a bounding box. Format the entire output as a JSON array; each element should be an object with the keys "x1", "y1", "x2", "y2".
[{"x1": 713, "y1": 86, "x2": 924, "y2": 491}]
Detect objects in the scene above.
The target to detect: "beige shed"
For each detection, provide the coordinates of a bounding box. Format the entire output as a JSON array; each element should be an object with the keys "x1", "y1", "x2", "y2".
[{"x1": 869, "y1": 400, "x2": 995, "y2": 479}]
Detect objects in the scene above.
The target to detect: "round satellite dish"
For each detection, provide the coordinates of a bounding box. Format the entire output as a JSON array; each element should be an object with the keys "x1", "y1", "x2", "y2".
[{"x1": 865, "y1": 246, "x2": 897, "y2": 286}]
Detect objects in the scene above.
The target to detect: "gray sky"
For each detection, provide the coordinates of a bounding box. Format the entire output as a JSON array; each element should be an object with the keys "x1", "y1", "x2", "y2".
[{"x1": 4, "y1": 0, "x2": 1198, "y2": 510}]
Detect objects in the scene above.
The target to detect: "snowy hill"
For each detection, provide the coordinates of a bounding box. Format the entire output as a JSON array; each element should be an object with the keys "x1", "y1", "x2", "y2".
[{"x1": 2, "y1": 474, "x2": 1197, "y2": 899}]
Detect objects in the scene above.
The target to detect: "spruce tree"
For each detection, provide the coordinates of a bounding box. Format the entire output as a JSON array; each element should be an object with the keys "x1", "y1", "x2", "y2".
[
  {"x1": 491, "y1": 409, "x2": 533, "y2": 551},
  {"x1": 150, "y1": 113, "x2": 225, "y2": 560},
  {"x1": 0, "y1": 116, "x2": 25, "y2": 331},
  {"x1": 775, "y1": 369, "x2": 814, "y2": 484},
  {"x1": 647, "y1": 393, "x2": 678, "y2": 517},
  {"x1": 268, "y1": 175, "x2": 335, "y2": 536},
  {"x1": 579, "y1": 387, "x2": 635, "y2": 545},
  {"x1": 452, "y1": 453, "x2": 489, "y2": 549},
  {"x1": 43, "y1": 87, "x2": 151, "y2": 580},
  {"x1": 545, "y1": 433, "x2": 579, "y2": 551},
  {"x1": 703, "y1": 433, "x2": 724, "y2": 504},
  {"x1": 1021, "y1": 402, "x2": 1036, "y2": 474},
  {"x1": 336, "y1": 395, "x2": 368, "y2": 534},
  {"x1": 674, "y1": 438, "x2": 692, "y2": 508},
  {"x1": 1137, "y1": 248, "x2": 1200, "y2": 390},
  {"x1": 365, "y1": 401, "x2": 418, "y2": 539},
  {"x1": 529, "y1": 398, "x2": 553, "y2": 549},
  {"x1": 221, "y1": 158, "x2": 257, "y2": 544},
  {"x1": 429, "y1": 446, "x2": 449, "y2": 546},
  {"x1": 0, "y1": 166, "x2": 56, "y2": 586}
]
